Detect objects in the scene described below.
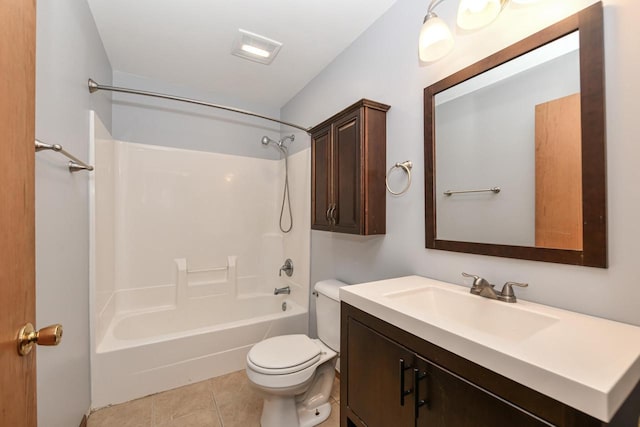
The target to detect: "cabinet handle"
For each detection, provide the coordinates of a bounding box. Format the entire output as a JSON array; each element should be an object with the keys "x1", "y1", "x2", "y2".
[
  {"x1": 326, "y1": 206, "x2": 331, "y2": 223},
  {"x1": 327, "y1": 204, "x2": 336, "y2": 225},
  {"x1": 331, "y1": 204, "x2": 337, "y2": 225},
  {"x1": 399, "y1": 359, "x2": 413, "y2": 406},
  {"x1": 414, "y1": 368, "x2": 428, "y2": 418}
]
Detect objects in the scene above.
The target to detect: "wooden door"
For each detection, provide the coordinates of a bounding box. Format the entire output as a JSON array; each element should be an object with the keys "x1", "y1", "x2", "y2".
[
  {"x1": 345, "y1": 318, "x2": 415, "y2": 427},
  {"x1": 535, "y1": 93, "x2": 583, "y2": 250},
  {"x1": 415, "y1": 356, "x2": 548, "y2": 427},
  {"x1": 0, "y1": 0, "x2": 37, "y2": 426},
  {"x1": 332, "y1": 111, "x2": 361, "y2": 234},
  {"x1": 311, "y1": 126, "x2": 332, "y2": 230}
]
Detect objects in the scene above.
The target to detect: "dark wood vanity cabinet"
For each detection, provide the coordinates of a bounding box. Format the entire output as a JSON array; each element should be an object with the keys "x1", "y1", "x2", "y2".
[
  {"x1": 344, "y1": 315, "x2": 545, "y2": 427},
  {"x1": 340, "y1": 303, "x2": 640, "y2": 427},
  {"x1": 310, "y1": 99, "x2": 389, "y2": 235}
]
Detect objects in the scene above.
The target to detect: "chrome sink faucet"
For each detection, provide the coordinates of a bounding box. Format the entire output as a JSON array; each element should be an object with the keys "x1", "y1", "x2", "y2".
[
  {"x1": 462, "y1": 272, "x2": 498, "y2": 299},
  {"x1": 462, "y1": 272, "x2": 528, "y2": 303}
]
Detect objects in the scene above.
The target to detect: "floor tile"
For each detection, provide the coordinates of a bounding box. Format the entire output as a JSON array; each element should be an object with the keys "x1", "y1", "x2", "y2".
[
  {"x1": 88, "y1": 369, "x2": 340, "y2": 427},
  {"x1": 330, "y1": 376, "x2": 340, "y2": 403},
  {"x1": 156, "y1": 409, "x2": 221, "y2": 427},
  {"x1": 210, "y1": 370, "x2": 262, "y2": 427},
  {"x1": 318, "y1": 401, "x2": 340, "y2": 427},
  {"x1": 88, "y1": 398, "x2": 152, "y2": 427},
  {"x1": 153, "y1": 381, "x2": 216, "y2": 425}
]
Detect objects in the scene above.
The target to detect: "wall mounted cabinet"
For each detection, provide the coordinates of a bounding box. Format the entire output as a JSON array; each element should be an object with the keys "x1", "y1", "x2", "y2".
[
  {"x1": 341, "y1": 303, "x2": 640, "y2": 427},
  {"x1": 310, "y1": 99, "x2": 390, "y2": 235}
]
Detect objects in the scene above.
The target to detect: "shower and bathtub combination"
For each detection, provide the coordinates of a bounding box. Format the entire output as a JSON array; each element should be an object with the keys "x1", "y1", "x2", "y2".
[{"x1": 89, "y1": 111, "x2": 311, "y2": 408}]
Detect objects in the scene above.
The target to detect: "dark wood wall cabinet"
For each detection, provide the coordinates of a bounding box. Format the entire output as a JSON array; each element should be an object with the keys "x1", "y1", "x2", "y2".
[
  {"x1": 340, "y1": 303, "x2": 640, "y2": 427},
  {"x1": 310, "y1": 99, "x2": 390, "y2": 235}
]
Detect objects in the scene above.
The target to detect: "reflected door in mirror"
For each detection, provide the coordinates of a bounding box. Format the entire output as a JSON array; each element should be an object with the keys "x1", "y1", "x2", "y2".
[{"x1": 535, "y1": 93, "x2": 582, "y2": 250}]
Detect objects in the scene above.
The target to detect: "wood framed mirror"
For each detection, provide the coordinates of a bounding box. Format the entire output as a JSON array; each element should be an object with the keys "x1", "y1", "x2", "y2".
[{"x1": 424, "y1": 2, "x2": 606, "y2": 267}]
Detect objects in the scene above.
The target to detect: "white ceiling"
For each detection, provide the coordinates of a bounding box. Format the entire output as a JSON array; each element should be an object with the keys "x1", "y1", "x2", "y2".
[{"x1": 87, "y1": 0, "x2": 397, "y2": 109}]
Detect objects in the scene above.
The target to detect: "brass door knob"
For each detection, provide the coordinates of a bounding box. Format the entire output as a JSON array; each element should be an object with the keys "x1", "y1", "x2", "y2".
[{"x1": 17, "y1": 322, "x2": 63, "y2": 356}]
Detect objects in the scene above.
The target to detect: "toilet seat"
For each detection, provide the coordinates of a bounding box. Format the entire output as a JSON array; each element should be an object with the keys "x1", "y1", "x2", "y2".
[
  {"x1": 247, "y1": 334, "x2": 322, "y2": 375},
  {"x1": 246, "y1": 338, "x2": 337, "y2": 391}
]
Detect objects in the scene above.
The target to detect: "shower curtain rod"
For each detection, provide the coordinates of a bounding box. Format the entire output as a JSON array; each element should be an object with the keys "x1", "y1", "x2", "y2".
[{"x1": 87, "y1": 79, "x2": 311, "y2": 133}]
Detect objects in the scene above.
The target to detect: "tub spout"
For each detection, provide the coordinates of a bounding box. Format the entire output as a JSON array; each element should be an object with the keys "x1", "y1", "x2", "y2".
[{"x1": 274, "y1": 286, "x2": 291, "y2": 295}]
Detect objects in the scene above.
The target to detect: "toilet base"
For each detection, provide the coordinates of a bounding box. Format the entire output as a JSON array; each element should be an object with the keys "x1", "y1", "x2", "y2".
[
  {"x1": 297, "y1": 401, "x2": 331, "y2": 427},
  {"x1": 260, "y1": 397, "x2": 332, "y2": 427},
  {"x1": 261, "y1": 394, "x2": 299, "y2": 427},
  {"x1": 256, "y1": 359, "x2": 337, "y2": 427}
]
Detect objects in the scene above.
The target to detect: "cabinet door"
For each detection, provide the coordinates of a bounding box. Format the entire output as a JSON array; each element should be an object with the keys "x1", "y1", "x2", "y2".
[
  {"x1": 346, "y1": 318, "x2": 415, "y2": 427},
  {"x1": 332, "y1": 111, "x2": 362, "y2": 234},
  {"x1": 414, "y1": 356, "x2": 550, "y2": 427},
  {"x1": 311, "y1": 126, "x2": 332, "y2": 230}
]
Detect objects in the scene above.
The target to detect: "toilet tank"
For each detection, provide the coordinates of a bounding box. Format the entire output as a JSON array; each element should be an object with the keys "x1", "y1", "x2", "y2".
[{"x1": 315, "y1": 279, "x2": 348, "y2": 352}]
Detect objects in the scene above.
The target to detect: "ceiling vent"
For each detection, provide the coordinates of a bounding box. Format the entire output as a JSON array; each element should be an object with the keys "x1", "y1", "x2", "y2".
[{"x1": 231, "y1": 29, "x2": 282, "y2": 65}]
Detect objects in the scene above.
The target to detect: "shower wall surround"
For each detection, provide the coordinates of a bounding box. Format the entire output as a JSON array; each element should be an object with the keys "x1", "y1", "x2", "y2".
[{"x1": 90, "y1": 111, "x2": 310, "y2": 352}]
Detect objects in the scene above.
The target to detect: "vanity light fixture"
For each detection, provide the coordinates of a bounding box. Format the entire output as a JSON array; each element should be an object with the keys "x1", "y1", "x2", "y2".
[
  {"x1": 419, "y1": 0, "x2": 537, "y2": 62},
  {"x1": 231, "y1": 29, "x2": 282, "y2": 65},
  {"x1": 419, "y1": 1, "x2": 455, "y2": 63},
  {"x1": 457, "y1": 0, "x2": 508, "y2": 30}
]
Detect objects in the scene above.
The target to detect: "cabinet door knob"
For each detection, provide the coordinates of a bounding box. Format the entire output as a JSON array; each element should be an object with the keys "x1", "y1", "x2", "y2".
[
  {"x1": 399, "y1": 359, "x2": 413, "y2": 406},
  {"x1": 414, "y1": 368, "x2": 428, "y2": 418}
]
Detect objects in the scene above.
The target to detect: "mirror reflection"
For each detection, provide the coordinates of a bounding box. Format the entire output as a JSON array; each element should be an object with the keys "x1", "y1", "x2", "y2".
[{"x1": 434, "y1": 31, "x2": 582, "y2": 250}]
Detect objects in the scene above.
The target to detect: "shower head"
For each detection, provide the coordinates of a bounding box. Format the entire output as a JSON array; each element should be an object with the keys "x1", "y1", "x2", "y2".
[
  {"x1": 260, "y1": 135, "x2": 294, "y2": 151},
  {"x1": 261, "y1": 136, "x2": 276, "y2": 146}
]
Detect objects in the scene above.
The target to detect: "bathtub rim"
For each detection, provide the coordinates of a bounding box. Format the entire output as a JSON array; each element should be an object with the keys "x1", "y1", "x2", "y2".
[{"x1": 96, "y1": 297, "x2": 306, "y2": 354}]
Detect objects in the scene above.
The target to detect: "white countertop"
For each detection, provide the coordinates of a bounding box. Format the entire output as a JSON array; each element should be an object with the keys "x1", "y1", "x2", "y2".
[{"x1": 340, "y1": 275, "x2": 640, "y2": 422}]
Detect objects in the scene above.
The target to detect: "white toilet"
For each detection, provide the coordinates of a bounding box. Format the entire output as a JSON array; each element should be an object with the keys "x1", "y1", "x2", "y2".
[{"x1": 246, "y1": 279, "x2": 347, "y2": 427}]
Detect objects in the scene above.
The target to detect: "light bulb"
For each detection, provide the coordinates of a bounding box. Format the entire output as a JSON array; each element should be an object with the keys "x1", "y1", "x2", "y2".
[
  {"x1": 466, "y1": 0, "x2": 490, "y2": 13},
  {"x1": 457, "y1": 0, "x2": 505, "y2": 30},
  {"x1": 241, "y1": 44, "x2": 270, "y2": 58},
  {"x1": 419, "y1": 14, "x2": 455, "y2": 62}
]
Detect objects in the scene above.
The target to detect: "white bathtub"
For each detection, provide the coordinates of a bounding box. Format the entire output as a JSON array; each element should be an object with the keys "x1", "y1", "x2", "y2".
[
  {"x1": 89, "y1": 113, "x2": 312, "y2": 409},
  {"x1": 91, "y1": 294, "x2": 307, "y2": 408}
]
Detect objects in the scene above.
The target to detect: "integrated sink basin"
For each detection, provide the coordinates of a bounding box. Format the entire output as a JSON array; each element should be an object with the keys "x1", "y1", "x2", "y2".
[
  {"x1": 383, "y1": 286, "x2": 559, "y2": 342},
  {"x1": 340, "y1": 275, "x2": 640, "y2": 423}
]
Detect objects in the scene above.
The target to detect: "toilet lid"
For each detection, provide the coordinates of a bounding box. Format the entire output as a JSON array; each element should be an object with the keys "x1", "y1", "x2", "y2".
[{"x1": 248, "y1": 335, "x2": 321, "y2": 375}]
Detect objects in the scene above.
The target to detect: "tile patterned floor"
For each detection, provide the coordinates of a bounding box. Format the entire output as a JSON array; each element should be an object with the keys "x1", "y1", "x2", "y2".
[{"x1": 88, "y1": 370, "x2": 340, "y2": 427}]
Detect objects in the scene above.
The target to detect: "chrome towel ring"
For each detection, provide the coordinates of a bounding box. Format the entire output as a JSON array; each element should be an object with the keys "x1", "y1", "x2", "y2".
[{"x1": 385, "y1": 161, "x2": 412, "y2": 195}]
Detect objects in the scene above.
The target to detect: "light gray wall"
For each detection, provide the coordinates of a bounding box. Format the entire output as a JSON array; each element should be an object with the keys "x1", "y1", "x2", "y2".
[
  {"x1": 111, "y1": 71, "x2": 284, "y2": 159},
  {"x1": 35, "y1": 1, "x2": 112, "y2": 425},
  {"x1": 435, "y1": 51, "x2": 580, "y2": 246},
  {"x1": 282, "y1": 0, "x2": 640, "y2": 336}
]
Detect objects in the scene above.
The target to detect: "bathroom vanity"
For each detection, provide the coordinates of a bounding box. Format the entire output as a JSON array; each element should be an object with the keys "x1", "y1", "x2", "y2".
[{"x1": 339, "y1": 277, "x2": 640, "y2": 427}]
